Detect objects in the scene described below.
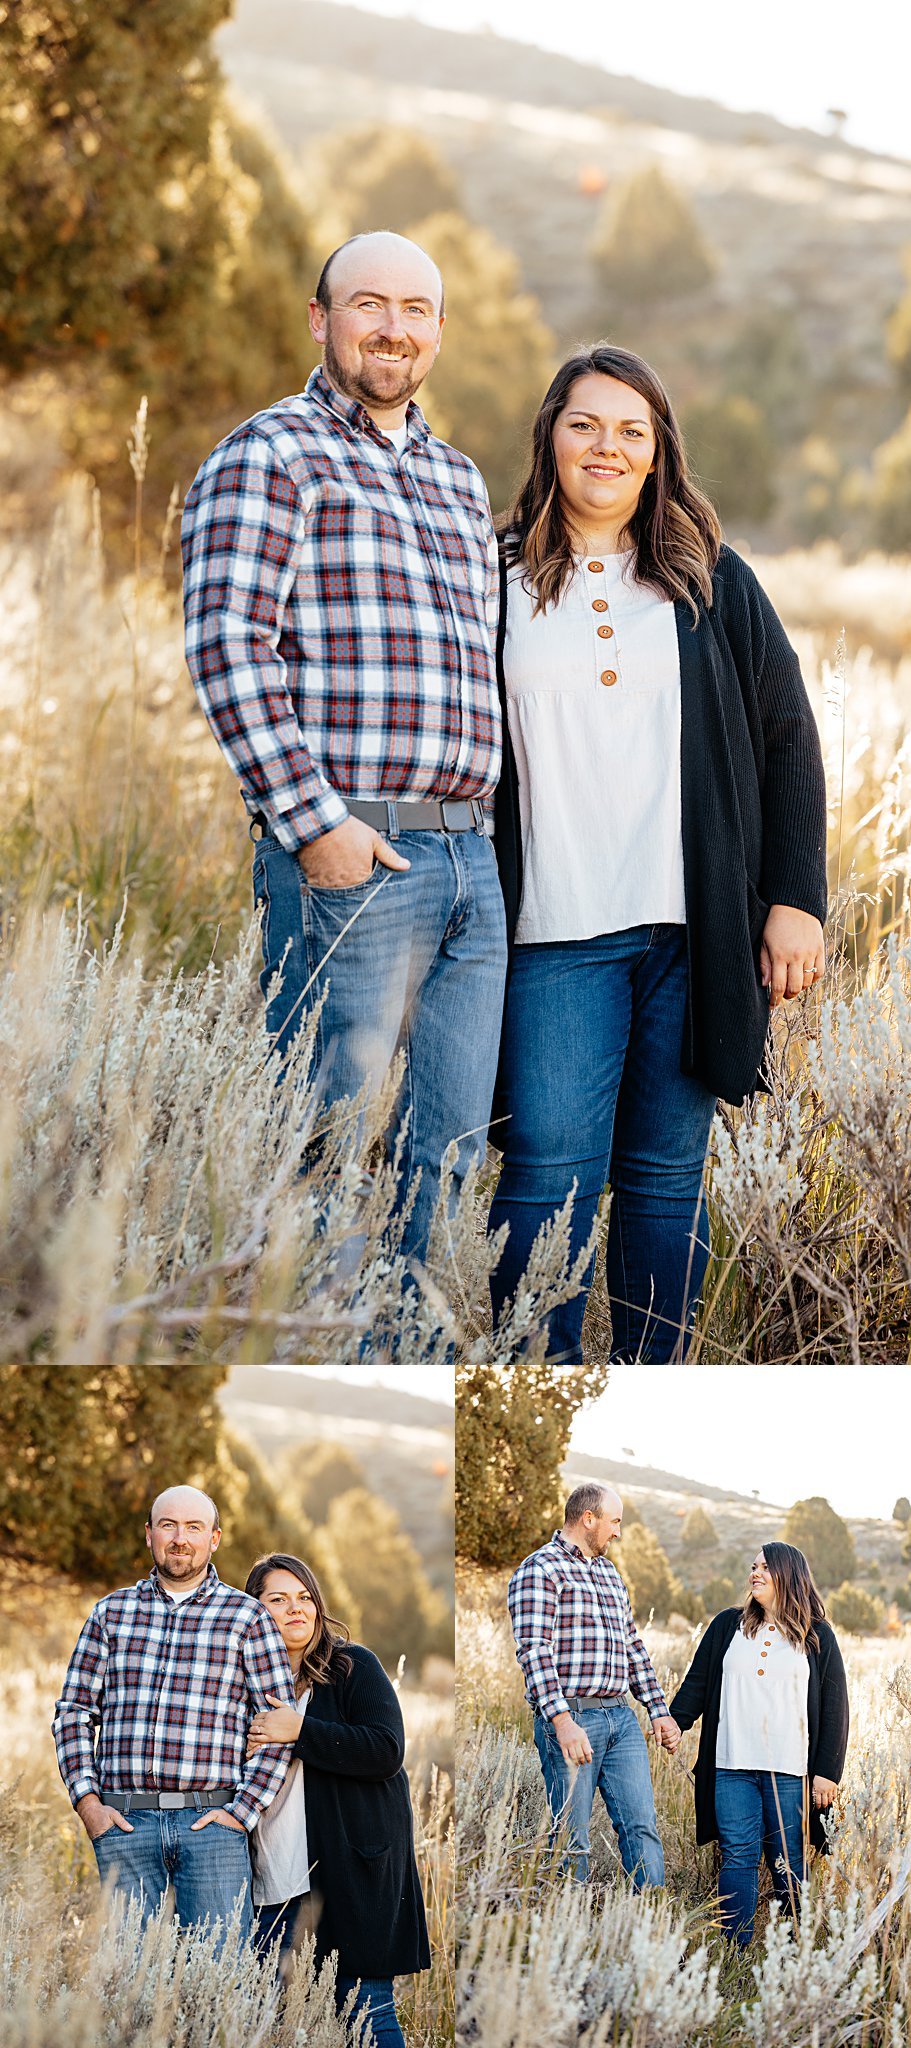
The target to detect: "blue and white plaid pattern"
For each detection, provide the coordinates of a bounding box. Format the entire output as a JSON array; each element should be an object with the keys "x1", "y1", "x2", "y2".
[
  {"x1": 181, "y1": 367, "x2": 501, "y2": 850},
  {"x1": 507, "y1": 1530, "x2": 669, "y2": 1721},
  {"x1": 53, "y1": 1567, "x2": 296, "y2": 1831}
]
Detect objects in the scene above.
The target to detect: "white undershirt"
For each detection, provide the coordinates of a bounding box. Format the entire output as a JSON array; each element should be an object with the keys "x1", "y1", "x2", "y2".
[
  {"x1": 249, "y1": 1689, "x2": 312, "y2": 1907},
  {"x1": 716, "y1": 1622, "x2": 809, "y2": 1775},
  {"x1": 382, "y1": 422, "x2": 409, "y2": 452},
  {"x1": 504, "y1": 553, "x2": 686, "y2": 943},
  {"x1": 160, "y1": 1579, "x2": 201, "y2": 1604}
]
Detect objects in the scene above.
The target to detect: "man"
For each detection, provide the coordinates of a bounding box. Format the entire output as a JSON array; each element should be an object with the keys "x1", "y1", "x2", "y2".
[
  {"x1": 507, "y1": 1482, "x2": 680, "y2": 1888},
  {"x1": 181, "y1": 230, "x2": 507, "y2": 1266},
  {"x1": 53, "y1": 1485, "x2": 296, "y2": 1946}
]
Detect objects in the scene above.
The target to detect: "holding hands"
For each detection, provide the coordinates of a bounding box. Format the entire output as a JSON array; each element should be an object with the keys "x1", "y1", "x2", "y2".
[{"x1": 651, "y1": 1715, "x2": 682, "y2": 1755}]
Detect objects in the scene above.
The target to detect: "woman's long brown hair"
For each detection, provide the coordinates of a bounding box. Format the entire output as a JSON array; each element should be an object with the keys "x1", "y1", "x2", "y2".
[
  {"x1": 245, "y1": 1552, "x2": 353, "y2": 1694},
  {"x1": 504, "y1": 342, "x2": 721, "y2": 621},
  {"x1": 740, "y1": 1541, "x2": 826, "y2": 1653}
]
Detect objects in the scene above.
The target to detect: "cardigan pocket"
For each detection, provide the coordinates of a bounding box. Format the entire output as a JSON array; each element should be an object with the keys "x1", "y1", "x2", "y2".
[{"x1": 745, "y1": 877, "x2": 769, "y2": 956}]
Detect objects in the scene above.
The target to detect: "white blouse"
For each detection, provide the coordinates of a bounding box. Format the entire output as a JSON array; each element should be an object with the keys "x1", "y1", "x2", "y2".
[
  {"x1": 504, "y1": 552, "x2": 686, "y2": 944},
  {"x1": 249, "y1": 1689, "x2": 312, "y2": 1908},
  {"x1": 716, "y1": 1623, "x2": 809, "y2": 1777}
]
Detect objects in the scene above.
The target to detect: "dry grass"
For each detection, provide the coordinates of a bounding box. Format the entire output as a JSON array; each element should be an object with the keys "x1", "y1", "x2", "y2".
[{"x1": 456, "y1": 1584, "x2": 911, "y2": 2046}]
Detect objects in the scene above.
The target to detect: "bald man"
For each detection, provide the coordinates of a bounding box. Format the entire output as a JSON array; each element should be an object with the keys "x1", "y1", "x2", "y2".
[
  {"x1": 507, "y1": 1482, "x2": 680, "y2": 1888},
  {"x1": 182, "y1": 230, "x2": 507, "y2": 1276},
  {"x1": 53, "y1": 1486, "x2": 296, "y2": 1946}
]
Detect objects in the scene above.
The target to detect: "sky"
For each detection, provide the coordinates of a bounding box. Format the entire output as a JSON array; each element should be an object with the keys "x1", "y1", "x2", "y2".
[
  {"x1": 265, "y1": 1364, "x2": 454, "y2": 1406},
  {"x1": 331, "y1": 0, "x2": 910, "y2": 163},
  {"x1": 569, "y1": 1368, "x2": 911, "y2": 1520}
]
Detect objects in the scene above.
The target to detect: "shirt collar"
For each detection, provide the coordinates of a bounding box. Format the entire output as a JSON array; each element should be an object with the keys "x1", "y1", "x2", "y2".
[
  {"x1": 142, "y1": 1562, "x2": 221, "y2": 1604},
  {"x1": 553, "y1": 1528, "x2": 589, "y2": 1562},
  {"x1": 306, "y1": 365, "x2": 429, "y2": 446}
]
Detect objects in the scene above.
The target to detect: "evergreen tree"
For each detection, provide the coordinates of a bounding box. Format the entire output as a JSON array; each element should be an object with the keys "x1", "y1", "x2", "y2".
[
  {"x1": 781, "y1": 1497, "x2": 856, "y2": 1589},
  {"x1": 893, "y1": 1496, "x2": 911, "y2": 1525},
  {"x1": 315, "y1": 124, "x2": 461, "y2": 239},
  {"x1": 322, "y1": 1488, "x2": 449, "y2": 1673},
  {"x1": 619, "y1": 1523, "x2": 677, "y2": 1623},
  {"x1": 592, "y1": 164, "x2": 716, "y2": 309},
  {"x1": 828, "y1": 1581, "x2": 884, "y2": 1635},
  {"x1": 455, "y1": 1359, "x2": 608, "y2": 1567},
  {"x1": 680, "y1": 1504, "x2": 719, "y2": 1554},
  {"x1": 682, "y1": 395, "x2": 776, "y2": 524},
  {"x1": 0, "y1": 1364, "x2": 227, "y2": 1579},
  {"x1": 408, "y1": 210, "x2": 555, "y2": 514},
  {"x1": 277, "y1": 1439, "x2": 367, "y2": 1530}
]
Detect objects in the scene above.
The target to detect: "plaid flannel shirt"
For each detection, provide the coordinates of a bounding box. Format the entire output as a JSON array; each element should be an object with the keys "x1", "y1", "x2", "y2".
[
  {"x1": 507, "y1": 1530, "x2": 669, "y2": 1722},
  {"x1": 181, "y1": 367, "x2": 501, "y2": 851},
  {"x1": 53, "y1": 1566, "x2": 297, "y2": 1831}
]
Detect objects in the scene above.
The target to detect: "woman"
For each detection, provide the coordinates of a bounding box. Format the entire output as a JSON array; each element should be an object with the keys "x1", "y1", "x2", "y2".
[
  {"x1": 669, "y1": 1543, "x2": 849, "y2": 1946},
  {"x1": 244, "y1": 1553, "x2": 430, "y2": 2046},
  {"x1": 489, "y1": 344, "x2": 827, "y2": 1362}
]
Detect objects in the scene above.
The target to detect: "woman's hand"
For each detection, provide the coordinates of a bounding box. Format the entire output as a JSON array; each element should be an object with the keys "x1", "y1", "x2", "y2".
[
  {"x1": 811, "y1": 1774, "x2": 838, "y2": 1810},
  {"x1": 247, "y1": 1692, "x2": 304, "y2": 1754},
  {"x1": 760, "y1": 905, "x2": 825, "y2": 1007}
]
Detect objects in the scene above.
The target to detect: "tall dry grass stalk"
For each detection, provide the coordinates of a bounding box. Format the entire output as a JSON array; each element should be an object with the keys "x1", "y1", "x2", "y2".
[{"x1": 456, "y1": 1597, "x2": 911, "y2": 2047}]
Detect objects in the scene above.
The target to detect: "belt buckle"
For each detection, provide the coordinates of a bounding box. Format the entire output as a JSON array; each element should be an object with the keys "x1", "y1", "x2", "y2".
[{"x1": 159, "y1": 1792, "x2": 185, "y2": 1810}]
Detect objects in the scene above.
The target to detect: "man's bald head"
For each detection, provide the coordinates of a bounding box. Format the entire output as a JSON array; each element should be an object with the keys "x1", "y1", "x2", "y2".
[
  {"x1": 315, "y1": 231, "x2": 444, "y2": 317},
  {"x1": 148, "y1": 1486, "x2": 220, "y2": 1531}
]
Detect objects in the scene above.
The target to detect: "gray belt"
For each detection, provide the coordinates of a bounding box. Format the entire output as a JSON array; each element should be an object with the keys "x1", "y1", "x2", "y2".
[
  {"x1": 252, "y1": 799, "x2": 493, "y2": 839},
  {"x1": 103, "y1": 1786, "x2": 236, "y2": 1813},
  {"x1": 564, "y1": 1692, "x2": 628, "y2": 1708}
]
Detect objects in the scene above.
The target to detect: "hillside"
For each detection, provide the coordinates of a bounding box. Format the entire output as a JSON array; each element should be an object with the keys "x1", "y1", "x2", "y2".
[
  {"x1": 564, "y1": 1452, "x2": 909, "y2": 1589},
  {"x1": 219, "y1": 0, "x2": 911, "y2": 380},
  {"x1": 219, "y1": 1366, "x2": 454, "y2": 1594}
]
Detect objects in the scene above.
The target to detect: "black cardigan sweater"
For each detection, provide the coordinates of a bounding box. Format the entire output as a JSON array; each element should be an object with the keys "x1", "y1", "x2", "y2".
[
  {"x1": 492, "y1": 544, "x2": 828, "y2": 1106},
  {"x1": 669, "y1": 1609, "x2": 849, "y2": 1851},
  {"x1": 289, "y1": 1643, "x2": 430, "y2": 1979}
]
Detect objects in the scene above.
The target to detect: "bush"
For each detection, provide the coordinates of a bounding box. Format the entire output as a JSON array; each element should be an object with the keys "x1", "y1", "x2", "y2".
[
  {"x1": 313, "y1": 123, "x2": 461, "y2": 238},
  {"x1": 701, "y1": 1574, "x2": 737, "y2": 1612},
  {"x1": 828, "y1": 1581, "x2": 884, "y2": 1634},
  {"x1": 619, "y1": 1524, "x2": 677, "y2": 1622},
  {"x1": 592, "y1": 164, "x2": 716, "y2": 307},
  {"x1": 680, "y1": 1505, "x2": 719, "y2": 1554},
  {"x1": 322, "y1": 1487, "x2": 451, "y2": 1671},
  {"x1": 682, "y1": 394, "x2": 776, "y2": 524},
  {"x1": 871, "y1": 408, "x2": 911, "y2": 551},
  {"x1": 781, "y1": 1498, "x2": 856, "y2": 1590},
  {"x1": 893, "y1": 1497, "x2": 911, "y2": 1525}
]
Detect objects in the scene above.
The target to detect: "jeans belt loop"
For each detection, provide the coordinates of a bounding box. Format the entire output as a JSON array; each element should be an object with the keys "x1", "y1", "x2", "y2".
[
  {"x1": 386, "y1": 800, "x2": 399, "y2": 840},
  {"x1": 193, "y1": 1790, "x2": 202, "y2": 1812},
  {"x1": 123, "y1": 1791, "x2": 132, "y2": 1817},
  {"x1": 470, "y1": 798, "x2": 485, "y2": 834}
]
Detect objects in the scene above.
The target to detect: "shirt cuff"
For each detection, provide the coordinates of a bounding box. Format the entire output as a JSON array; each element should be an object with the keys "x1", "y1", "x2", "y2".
[
  {"x1": 224, "y1": 1792, "x2": 260, "y2": 1832},
  {"x1": 268, "y1": 786, "x2": 350, "y2": 853},
  {"x1": 71, "y1": 1774, "x2": 102, "y2": 1806},
  {"x1": 647, "y1": 1698, "x2": 670, "y2": 1720}
]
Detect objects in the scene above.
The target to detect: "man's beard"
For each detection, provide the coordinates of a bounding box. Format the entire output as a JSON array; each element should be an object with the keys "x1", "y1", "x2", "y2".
[
  {"x1": 152, "y1": 1539, "x2": 212, "y2": 1583},
  {"x1": 324, "y1": 330, "x2": 421, "y2": 409}
]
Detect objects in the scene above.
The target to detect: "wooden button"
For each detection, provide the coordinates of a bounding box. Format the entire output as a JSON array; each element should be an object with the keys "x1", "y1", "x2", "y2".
[
  {"x1": 757, "y1": 1668, "x2": 765, "y2": 1676},
  {"x1": 600, "y1": 669, "x2": 617, "y2": 686},
  {"x1": 588, "y1": 559, "x2": 604, "y2": 572},
  {"x1": 592, "y1": 598, "x2": 608, "y2": 612},
  {"x1": 597, "y1": 624, "x2": 614, "y2": 638},
  {"x1": 760, "y1": 1651, "x2": 768, "y2": 1658}
]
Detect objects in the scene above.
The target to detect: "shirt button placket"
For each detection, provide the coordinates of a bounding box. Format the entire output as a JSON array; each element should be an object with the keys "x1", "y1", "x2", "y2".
[{"x1": 589, "y1": 560, "x2": 618, "y2": 688}]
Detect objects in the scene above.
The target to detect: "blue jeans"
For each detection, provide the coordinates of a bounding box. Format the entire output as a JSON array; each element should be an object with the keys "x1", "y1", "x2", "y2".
[
  {"x1": 714, "y1": 1769, "x2": 808, "y2": 1946},
  {"x1": 489, "y1": 924, "x2": 717, "y2": 1361},
  {"x1": 254, "y1": 1894, "x2": 305, "y2": 1960},
  {"x1": 253, "y1": 827, "x2": 506, "y2": 1266},
  {"x1": 533, "y1": 1701, "x2": 664, "y2": 1888},
  {"x1": 336, "y1": 1977, "x2": 406, "y2": 2048},
  {"x1": 91, "y1": 1808, "x2": 253, "y2": 1948}
]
